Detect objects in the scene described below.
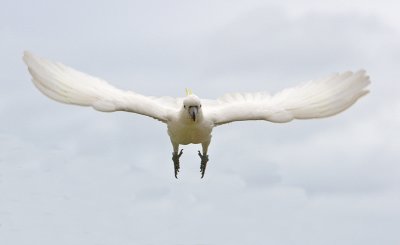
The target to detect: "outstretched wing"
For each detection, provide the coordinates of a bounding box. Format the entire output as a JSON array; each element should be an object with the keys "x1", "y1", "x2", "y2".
[
  {"x1": 23, "y1": 51, "x2": 179, "y2": 123},
  {"x1": 205, "y1": 71, "x2": 370, "y2": 125}
]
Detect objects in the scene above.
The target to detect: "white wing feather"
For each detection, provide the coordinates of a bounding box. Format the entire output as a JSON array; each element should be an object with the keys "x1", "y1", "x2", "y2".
[
  {"x1": 23, "y1": 51, "x2": 179, "y2": 123},
  {"x1": 206, "y1": 71, "x2": 370, "y2": 125}
]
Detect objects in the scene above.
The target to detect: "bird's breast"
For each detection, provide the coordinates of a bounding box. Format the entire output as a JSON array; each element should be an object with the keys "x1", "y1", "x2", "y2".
[{"x1": 167, "y1": 120, "x2": 213, "y2": 145}]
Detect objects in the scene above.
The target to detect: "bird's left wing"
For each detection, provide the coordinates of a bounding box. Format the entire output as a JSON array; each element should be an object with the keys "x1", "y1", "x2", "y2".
[
  {"x1": 23, "y1": 51, "x2": 180, "y2": 123},
  {"x1": 204, "y1": 71, "x2": 370, "y2": 126}
]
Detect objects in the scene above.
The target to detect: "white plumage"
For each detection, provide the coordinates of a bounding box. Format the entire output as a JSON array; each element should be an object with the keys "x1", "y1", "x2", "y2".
[{"x1": 23, "y1": 51, "x2": 370, "y2": 178}]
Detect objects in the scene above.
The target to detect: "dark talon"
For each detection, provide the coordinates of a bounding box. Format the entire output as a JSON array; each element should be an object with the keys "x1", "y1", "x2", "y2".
[
  {"x1": 172, "y1": 149, "x2": 184, "y2": 178},
  {"x1": 198, "y1": 151, "x2": 209, "y2": 178}
]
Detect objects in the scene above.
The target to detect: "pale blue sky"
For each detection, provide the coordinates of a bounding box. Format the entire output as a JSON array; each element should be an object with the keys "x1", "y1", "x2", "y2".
[{"x1": 1, "y1": 0, "x2": 399, "y2": 244}]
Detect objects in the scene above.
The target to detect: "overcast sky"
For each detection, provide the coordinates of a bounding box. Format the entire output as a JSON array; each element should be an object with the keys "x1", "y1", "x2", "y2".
[{"x1": 1, "y1": 0, "x2": 399, "y2": 244}]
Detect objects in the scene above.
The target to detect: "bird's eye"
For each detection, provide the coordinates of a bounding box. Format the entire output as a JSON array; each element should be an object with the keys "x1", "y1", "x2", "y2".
[
  {"x1": 184, "y1": 105, "x2": 186, "y2": 109},
  {"x1": 200, "y1": 105, "x2": 202, "y2": 108}
]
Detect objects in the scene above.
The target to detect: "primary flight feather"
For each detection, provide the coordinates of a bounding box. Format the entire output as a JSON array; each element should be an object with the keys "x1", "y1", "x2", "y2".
[{"x1": 23, "y1": 51, "x2": 370, "y2": 178}]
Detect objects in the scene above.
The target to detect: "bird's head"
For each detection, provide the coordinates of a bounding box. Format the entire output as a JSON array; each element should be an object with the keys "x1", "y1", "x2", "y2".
[{"x1": 182, "y1": 91, "x2": 202, "y2": 122}]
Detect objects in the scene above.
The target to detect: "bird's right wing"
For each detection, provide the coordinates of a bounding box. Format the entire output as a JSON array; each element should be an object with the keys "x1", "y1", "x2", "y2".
[
  {"x1": 23, "y1": 51, "x2": 180, "y2": 123},
  {"x1": 205, "y1": 71, "x2": 370, "y2": 126}
]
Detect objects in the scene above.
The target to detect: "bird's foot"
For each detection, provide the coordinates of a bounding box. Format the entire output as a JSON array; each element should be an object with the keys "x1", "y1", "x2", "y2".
[
  {"x1": 172, "y1": 149, "x2": 183, "y2": 178},
  {"x1": 198, "y1": 151, "x2": 209, "y2": 178}
]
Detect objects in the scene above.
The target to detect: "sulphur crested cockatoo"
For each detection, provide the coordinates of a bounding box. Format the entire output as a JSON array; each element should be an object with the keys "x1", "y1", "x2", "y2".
[{"x1": 23, "y1": 51, "x2": 370, "y2": 178}]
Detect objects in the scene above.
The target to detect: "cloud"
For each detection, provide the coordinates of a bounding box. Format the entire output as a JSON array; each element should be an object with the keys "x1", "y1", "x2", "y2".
[
  {"x1": 1, "y1": 1, "x2": 399, "y2": 245},
  {"x1": 274, "y1": 101, "x2": 400, "y2": 195},
  {"x1": 202, "y1": 7, "x2": 393, "y2": 83}
]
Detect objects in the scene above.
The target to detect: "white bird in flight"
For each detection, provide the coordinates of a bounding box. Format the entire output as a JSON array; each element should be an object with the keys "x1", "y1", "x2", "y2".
[{"x1": 23, "y1": 51, "x2": 370, "y2": 178}]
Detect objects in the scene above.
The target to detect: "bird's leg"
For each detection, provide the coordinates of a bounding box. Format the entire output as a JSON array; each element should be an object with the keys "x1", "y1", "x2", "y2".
[
  {"x1": 172, "y1": 149, "x2": 183, "y2": 179},
  {"x1": 198, "y1": 151, "x2": 209, "y2": 178},
  {"x1": 199, "y1": 141, "x2": 210, "y2": 178}
]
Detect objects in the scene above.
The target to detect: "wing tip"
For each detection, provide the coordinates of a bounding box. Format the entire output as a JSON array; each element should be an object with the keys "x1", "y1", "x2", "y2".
[
  {"x1": 23, "y1": 50, "x2": 33, "y2": 60},
  {"x1": 23, "y1": 50, "x2": 40, "y2": 67}
]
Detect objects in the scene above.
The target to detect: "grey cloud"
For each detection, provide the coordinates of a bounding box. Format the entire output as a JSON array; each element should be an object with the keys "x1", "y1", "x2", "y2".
[
  {"x1": 203, "y1": 9, "x2": 390, "y2": 84},
  {"x1": 1, "y1": 1, "x2": 399, "y2": 245},
  {"x1": 272, "y1": 102, "x2": 400, "y2": 195}
]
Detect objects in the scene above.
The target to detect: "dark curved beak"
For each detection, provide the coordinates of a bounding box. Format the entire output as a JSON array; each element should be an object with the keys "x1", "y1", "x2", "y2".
[{"x1": 189, "y1": 106, "x2": 198, "y2": 121}]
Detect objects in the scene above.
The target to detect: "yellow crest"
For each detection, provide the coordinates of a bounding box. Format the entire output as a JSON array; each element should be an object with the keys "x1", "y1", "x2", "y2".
[{"x1": 185, "y1": 88, "x2": 193, "y2": 96}]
